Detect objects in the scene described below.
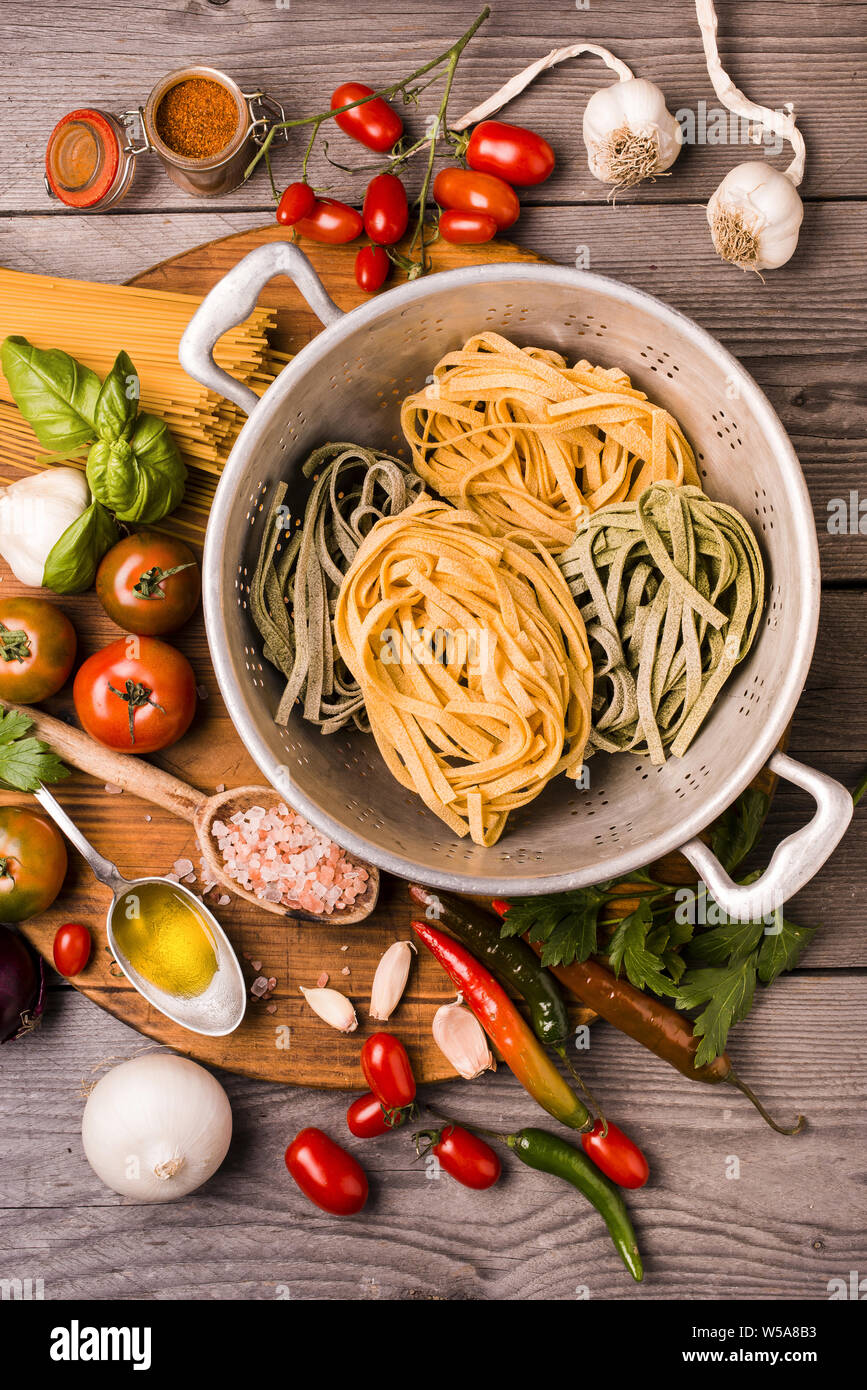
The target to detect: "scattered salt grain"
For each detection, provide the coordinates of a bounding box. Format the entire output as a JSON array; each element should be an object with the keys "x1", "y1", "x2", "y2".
[
  {"x1": 316, "y1": 971, "x2": 329, "y2": 988},
  {"x1": 104, "y1": 784, "x2": 123, "y2": 795},
  {"x1": 251, "y1": 960, "x2": 262, "y2": 972},
  {"x1": 172, "y1": 858, "x2": 194, "y2": 878},
  {"x1": 266, "y1": 1004, "x2": 277, "y2": 1014},
  {"x1": 216, "y1": 783, "x2": 226, "y2": 793},
  {"x1": 341, "y1": 967, "x2": 350, "y2": 976},
  {"x1": 250, "y1": 976, "x2": 269, "y2": 998},
  {"x1": 144, "y1": 815, "x2": 152, "y2": 823},
  {"x1": 196, "y1": 684, "x2": 209, "y2": 700},
  {"x1": 218, "y1": 895, "x2": 231, "y2": 907}
]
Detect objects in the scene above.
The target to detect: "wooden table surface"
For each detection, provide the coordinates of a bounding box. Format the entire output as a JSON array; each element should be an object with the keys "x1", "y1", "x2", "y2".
[{"x1": 1, "y1": 0, "x2": 865, "y2": 1302}]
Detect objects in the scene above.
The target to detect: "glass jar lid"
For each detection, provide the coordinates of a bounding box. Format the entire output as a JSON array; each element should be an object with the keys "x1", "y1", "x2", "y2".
[{"x1": 45, "y1": 109, "x2": 124, "y2": 208}]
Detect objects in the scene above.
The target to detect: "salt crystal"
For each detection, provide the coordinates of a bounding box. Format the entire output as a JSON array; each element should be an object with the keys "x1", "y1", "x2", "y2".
[
  {"x1": 341, "y1": 967, "x2": 350, "y2": 976},
  {"x1": 250, "y1": 976, "x2": 269, "y2": 998},
  {"x1": 265, "y1": 1003, "x2": 277, "y2": 1014},
  {"x1": 216, "y1": 783, "x2": 226, "y2": 793},
  {"x1": 250, "y1": 960, "x2": 262, "y2": 971},
  {"x1": 218, "y1": 894, "x2": 231, "y2": 906},
  {"x1": 183, "y1": 874, "x2": 196, "y2": 885},
  {"x1": 316, "y1": 971, "x2": 329, "y2": 988},
  {"x1": 144, "y1": 814, "x2": 152, "y2": 823},
  {"x1": 172, "y1": 858, "x2": 194, "y2": 878},
  {"x1": 104, "y1": 784, "x2": 123, "y2": 796}
]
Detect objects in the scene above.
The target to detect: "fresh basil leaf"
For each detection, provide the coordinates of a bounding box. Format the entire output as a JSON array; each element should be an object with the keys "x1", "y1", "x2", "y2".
[
  {"x1": 757, "y1": 917, "x2": 816, "y2": 985},
  {"x1": 94, "y1": 349, "x2": 139, "y2": 442},
  {"x1": 43, "y1": 500, "x2": 119, "y2": 594},
  {"x1": 87, "y1": 413, "x2": 185, "y2": 523},
  {"x1": 710, "y1": 787, "x2": 769, "y2": 874},
  {"x1": 1, "y1": 336, "x2": 100, "y2": 449}
]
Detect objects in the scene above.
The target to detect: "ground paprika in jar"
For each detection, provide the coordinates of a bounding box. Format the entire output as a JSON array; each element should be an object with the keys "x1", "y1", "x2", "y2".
[{"x1": 154, "y1": 77, "x2": 240, "y2": 159}]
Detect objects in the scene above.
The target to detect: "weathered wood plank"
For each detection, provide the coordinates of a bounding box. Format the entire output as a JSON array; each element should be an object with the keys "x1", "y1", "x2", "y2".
[{"x1": 0, "y1": 977, "x2": 864, "y2": 1299}]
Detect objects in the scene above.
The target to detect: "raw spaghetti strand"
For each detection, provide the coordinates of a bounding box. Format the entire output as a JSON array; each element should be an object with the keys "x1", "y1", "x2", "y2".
[
  {"x1": 401, "y1": 333, "x2": 700, "y2": 553},
  {"x1": 335, "y1": 495, "x2": 594, "y2": 846},
  {"x1": 558, "y1": 482, "x2": 764, "y2": 764},
  {"x1": 250, "y1": 443, "x2": 421, "y2": 735}
]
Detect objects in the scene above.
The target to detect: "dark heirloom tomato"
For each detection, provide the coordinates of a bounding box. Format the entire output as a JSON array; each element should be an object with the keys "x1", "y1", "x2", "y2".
[
  {"x1": 362, "y1": 173, "x2": 409, "y2": 245},
  {"x1": 0, "y1": 598, "x2": 76, "y2": 704},
  {"x1": 96, "y1": 531, "x2": 200, "y2": 636},
  {"x1": 52, "y1": 922, "x2": 92, "y2": 978},
  {"x1": 581, "y1": 1119, "x2": 650, "y2": 1189},
  {"x1": 0, "y1": 808, "x2": 67, "y2": 923},
  {"x1": 73, "y1": 636, "x2": 197, "y2": 754},
  {"x1": 295, "y1": 198, "x2": 363, "y2": 245},
  {"x1": 438, "y1": 209, "x2": 498, "y2": 244},
  {"x1": 285, "y1": 1127, "x2": 368, "y2": 1215},
  {"x1": 361, "y1": 1032, "x2": 416, "y2": 1110},
  {"x1": 466, "y1": 121, "x2": 556, "y2": 186},
  {"x1": 432, "y1": 1125, "x2": 501, "y2": 1190},
  {"x1": 433, "y1": 167, "x2": 520, "y2": 230},
  {"x1": 331, "y1": 82, "x2": 403, "y2": 152},
  {"x1": 346, "y1": 1091, "x2": 404, "y2": 1138},
  {"x1": 276, "y1": 181, "x2": 316, "y2": 227},
  {"x1": 354, "y1": 245, "x2": 390, "y2": 293}
]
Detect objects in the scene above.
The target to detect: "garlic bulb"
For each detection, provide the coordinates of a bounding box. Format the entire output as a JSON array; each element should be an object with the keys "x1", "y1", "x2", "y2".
[
  {"x1": 370, "y1": 940, "x2": 415, "y2": 1022},
  {"x1": 583, "y1": 78, "x2": 682, "y2": 188},
  {"x1": 707, "y1": 162, "x2": 803, "y2": 271},
  {"x1": 0, "y1": 467, "x2": 90, "y2": 587},
  {"x1": 432, "y1": 995, "x2": 494, "y2": 1080},
  {"x1": 300, "y1": 985, "x2": 358, "y2": 1033},
  {"x1": 81, "y1": 1053, "x2": 232, "y2": 1201}
]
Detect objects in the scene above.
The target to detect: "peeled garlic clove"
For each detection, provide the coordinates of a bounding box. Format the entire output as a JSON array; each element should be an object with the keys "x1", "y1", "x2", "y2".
[
  {"x1": 707, "y1": 161, "x2": 803, "y2": 271},
  {"x1": 432, "y1": 996, "x2": 494, "y2": 1080},
  {"x1": 369, "y1": 940, "x2": 415, "y2": 1022},
  {"x1": 300, "y1": 985, "x2": 358, "y2": 1033},
  {"x1": 583, "y1": 78, "x2": 682, "y2": 189}
]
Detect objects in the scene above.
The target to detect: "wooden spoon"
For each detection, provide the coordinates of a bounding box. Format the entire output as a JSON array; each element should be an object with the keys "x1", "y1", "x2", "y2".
[{"x1": 12, "y1": 703, "x2": 379, "y2": 925}]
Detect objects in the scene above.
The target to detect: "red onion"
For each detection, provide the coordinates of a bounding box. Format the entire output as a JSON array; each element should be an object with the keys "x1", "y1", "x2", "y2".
[{"x1": 0, "y1": 925, "x2": 45, "y2": 1043}]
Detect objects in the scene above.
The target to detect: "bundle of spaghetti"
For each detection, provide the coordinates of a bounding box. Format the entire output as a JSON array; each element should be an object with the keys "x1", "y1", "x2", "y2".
[
  {"x1": 558, "y1": 482, "x2": 764, "y2": 764},
  {"x1": 335, "y1": 495, "x2": 594, "y2": 845},
  {"x1": 401, "y1": 332, "x2": 701, "y2": 553},
  {"x1": 0, "y1": 267, "x2": 281, "y2": 474}
]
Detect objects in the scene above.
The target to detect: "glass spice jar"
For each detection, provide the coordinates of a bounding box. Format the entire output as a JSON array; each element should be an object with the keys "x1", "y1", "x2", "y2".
[{"x1": 44, "y1": 109, "x2": 137, "y2": 210}]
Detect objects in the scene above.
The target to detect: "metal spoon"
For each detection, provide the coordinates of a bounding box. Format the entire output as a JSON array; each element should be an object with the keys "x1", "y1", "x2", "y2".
[
  {"x1": 34, "y1": 785, "x2": 246, "y2": 1037},
  {"x1": 12, "y1": 701, "x2": 379, "y2": 925}
]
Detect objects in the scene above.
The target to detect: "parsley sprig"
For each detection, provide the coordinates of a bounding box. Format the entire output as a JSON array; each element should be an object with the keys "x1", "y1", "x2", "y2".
[{"x1": 0, "y1": 707, "x2": 69, "y2": 792}]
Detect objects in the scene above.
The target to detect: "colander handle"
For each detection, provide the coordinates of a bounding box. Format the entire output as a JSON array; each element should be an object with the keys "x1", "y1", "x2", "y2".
[
  {"x1": 178, "y1": 242, "x2": 343, "y2": 415},
  {"x1": 680, "y1": 752, "x2": 854, "y2": 921}
]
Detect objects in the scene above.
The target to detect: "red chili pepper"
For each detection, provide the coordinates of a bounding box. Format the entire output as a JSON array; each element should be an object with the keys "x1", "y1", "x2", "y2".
[{"x1": 411, "y1": 919, "x2": 590, "y2": 1131}]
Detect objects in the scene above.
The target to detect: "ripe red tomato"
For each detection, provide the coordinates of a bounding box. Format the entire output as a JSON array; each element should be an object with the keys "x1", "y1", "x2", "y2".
[
  {"x1": 466, "y1": 121, "x2": 555, "y2": 186},
  {"x1": 432, "y1": 1125, "x2": 501, "y2": 1190},
  {"x1": 294, "y1": 197, "x2": 363, "y2": 245},
  {"x1": 362, "y1": 173, "x2": 408, "y2": 245},
  {"x1": 361, "y1": 1032, "x2": 416, "y2": 1110},
  {"x1": 354, "y1": 245, "x2": 390, "y2": 293},
  {"x1": 438, "y1": 209, "x2": 498, "y2": 245},
  {"x1": 0, "y1": 598, "x2": 76, "y2": 704},
  {"x1": 433, "y1": 167, "x2": 520, "y2": 230},
  {"x1": 96, "y1": 531, "x2": 200, "y2": 637},
  {"x1": 276, "y1": 181, "x2": 316, "y2": 227},
  {"x1": 52, "y1": 922, "x2": 92, "y2": 977},
  {"x1": 285, "y1": 1127, "x2": 368, "y2": 1215},
  {"x1": 331, "y1": 82, "x2": 403, "y2": 153},
  {"x1": 346, "y1": 1091, "x2": 405, "y2": 1138},
  {"x1": 73, "y1": 636, "x2": 197, "y2": 754},
  {"x1": 581, "y1": 1119, "x2": 650, "y2": 1189},
  {"x1": 0, "y1": 808, "x2": 67, "y2": 923}
]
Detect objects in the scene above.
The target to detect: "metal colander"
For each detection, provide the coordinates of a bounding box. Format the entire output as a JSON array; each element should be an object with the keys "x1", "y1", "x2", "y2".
[{"x1": 180, "y1": 243, "x2": 852, "y2": 919}]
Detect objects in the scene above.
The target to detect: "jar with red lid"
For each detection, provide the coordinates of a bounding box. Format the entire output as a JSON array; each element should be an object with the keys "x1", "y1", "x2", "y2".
[{"x1": 45, "y1": 109, "x2": 137, "y2": 211}]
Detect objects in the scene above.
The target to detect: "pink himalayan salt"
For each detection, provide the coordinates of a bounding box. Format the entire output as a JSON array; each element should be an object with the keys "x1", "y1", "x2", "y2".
[{"x1": 213, "y1": 803, "x2": 368, "y2": 916}]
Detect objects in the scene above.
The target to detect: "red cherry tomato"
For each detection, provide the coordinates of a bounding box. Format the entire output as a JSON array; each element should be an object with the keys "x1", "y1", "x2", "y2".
[
  {"x1": 362, "y1": 172, "x2": 408, "y2": 245},
  {"x1": 361, "y1": 1032, "x2": 416, "y2": 1110},
  {"x1": 438, "y1": 209, "x2": 498, "y2": 245},
  {"x1": 432, "y1": 1125, "x2": 501, "y2": 1190},
  {"x1": 466, "y1": 120, "x2": 555, "y2": 187},
  {"x1": 354, "y1": 245, "x2": 390, "y2": 293},
  {"x1": 331, "y1": 82, "x2": 403, "y2": 153},
  {"x1": 0, "y1": 598, "x2": 76, "y2": 704},
  {"x1": 346, "y1": 1091, "x2": 405, "y2": 1138},
  {"x1": 581, "y1": 1119, "x2": 650, "y2": 1189},
  {"x1": 285, "y1": 1127, "x2": 368, "y2": 1215},
  {"x1": 433, "y1": 167, "x2": 520, "y2": 230},
  {"x1": 52, "y1": 922, "x2": 92, "y2": 978},
  {"x1": 276, "y1": 181, "x2": 316, "y2": 227},
  {"x1": 73, "y1": 636, "x2": 197, "y2": 754},
  {"x1": 294, "y1": 197, "x2": 363, "y2": 245},
  {"x1": 96, "y1": 531, "x2": 200, "y2": 637}
]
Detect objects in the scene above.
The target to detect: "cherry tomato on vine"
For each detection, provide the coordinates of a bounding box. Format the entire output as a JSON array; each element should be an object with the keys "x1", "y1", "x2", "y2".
[
  {"x1": 0, "y1": 598, "x2": 76, "y2": 704},
  {"x1": 346, "y1": 1091, "x2": 404, "y2": 1138},
  {"x1": 466, "y1": 120, "x2": 556, "y2": 186},
  {"x1": 276, "y1": 181, "x2": 316, "y2": 227},
  {"x1": 0, "y1": 808, "x2": 67, "y2": 923},
  {"x1": 73, "y1": 636, "x2": 197, "y2": 754},
  {"x1": 294, "y1": 197, "x2": 364, "y2": 245},
  {"x1": 285, "y1": 1127, "x2": 368, "y2": 1215},
  {"x1": 581, "y1": 1119, "x2": 649, "y2": 1189},
  {"x1": 360, "y1": 1032, "x2": 416, "y2": 1110},
  {"x1": 354, "y1": 245, "x2": 390, "y2": 293},
  {"x1": 362, "y1": 172, "x2": 408, "y2": 245},
  {"x1": 52, "y1": 922, "x2": 92, "y2": 978},
  {"x1": 438, "y1": 209, "x2": 498, "y2": 244},
  {"x1": 433, "y1": 167, "x2": 520, "y2": 230},
  {"x1": 331, "y1": 82, "x2": 403, "y2": 153},
  {"x1": 431, "y1": 1125, "x2": 501, "y2": 1190},
  {"x1": 96, "y1": 531, "x2": 201, "y2": 637}
]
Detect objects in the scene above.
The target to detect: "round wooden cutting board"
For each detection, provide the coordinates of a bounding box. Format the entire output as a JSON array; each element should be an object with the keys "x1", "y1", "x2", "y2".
[{"x1": 12, "y1": 226, "x2": 778, "y2": 1088}]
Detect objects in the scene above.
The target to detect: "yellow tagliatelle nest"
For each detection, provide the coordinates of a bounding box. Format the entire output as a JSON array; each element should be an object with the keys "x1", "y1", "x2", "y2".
[
  {"x1": 401, "y1": 332, "x2": 701, "y2": 553},
  {"x1": 335, "y1": 496, "x2": 594, "y2": 846}
]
